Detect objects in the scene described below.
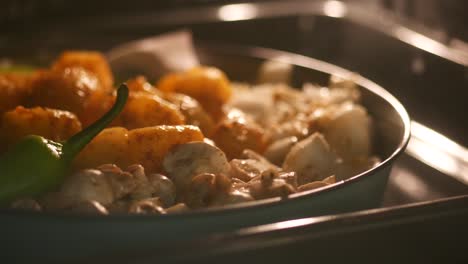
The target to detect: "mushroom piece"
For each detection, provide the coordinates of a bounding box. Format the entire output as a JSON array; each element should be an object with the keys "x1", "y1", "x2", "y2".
[
  {"x1": 162, "y1": 141, "x2": 230, "y2": 193},
  {"x1": 248, "y1": 169, "x2": 296, "y2": 200},
  {"x1": 98, "y1": 164, "x2": 137, "y2": 200},
  {"x1": 146, "y1": 174, "x2": 177, "y2": 207},
  {"x1": 263, "y1": 136, "x2": 298, "y2": 166},
  {"x1": 128, "y1": 197, "x2": 166, "y2": 215},
  {"x1": 211, "y1": 190, "x2": 254, "y2": 207},
  {"x1": 45, "y1": 169, "x2": 115, "y2": 210},
  {"x1": 68, "y1": 200, "x2": 109, "y2": 215},
  {"x1": 184, "y1": 173, "x2": 232, "y2": 208},
  {"x1": 229, "y1": 149, "x2": 281, "y2": 182},
  {"x1": 126, "y1": 164, "x2": 151, "y2": 199},
  {"x1": 283, "y1": 132, "x2": 337, "y2": 185},
  {"x1": 323, "y1": 103, "x2": 371, "y2": 162}
]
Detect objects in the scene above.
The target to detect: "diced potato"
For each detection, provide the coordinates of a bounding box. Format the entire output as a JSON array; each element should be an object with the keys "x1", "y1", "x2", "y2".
[
  {"x1": 211, "y1": 109, "x2": 266, "y2": 160},
  {"x1": 163, "y1": 93, "x2": 216, "y2": 136},
  {"x1": 118, "y1": 91, "x2": 185, "y2": 129},
  {"x1": 78, "y1": 91, "x2": 116, "y2": 127},
  {"x1": 0, "y1": 73, "x2": 32, "y2": 115},
  {"x1": 128, "y1": 125, "x2": 204, "y2": 173},
  {"x1": 52, "y1": 51, "x2": 114, "y2": 91},
  {"x1": 73, "y1": 127, "x2": 130, "y2": 170},
  {"x1": 1, "y1": 106, "x2": 82, "y2": 148},
  {"x1": 126, "y1": 76, "x2": 161, "y2": 95},
  {"x1": 157, "y1": 66, "x2": 232, "y2": 120},
  {"x1": 27, "y1": 67, "x2": 101, "y2": 115}
]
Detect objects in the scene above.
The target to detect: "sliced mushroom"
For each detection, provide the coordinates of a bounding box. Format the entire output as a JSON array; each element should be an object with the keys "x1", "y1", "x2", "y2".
[
  {"x1": 283, "y1": 132, "x2": 337, "y2": 185},
  {"x1": 125, "y1": 164, "x2": 151, "y2": 199},
  {"x1": 229, "y1": 159, "x2": 273, "y2": 182},
  {"x1": 128, "y1": 197, "x2": 166, "y2": 215},
  {"x1": 163, "y1": 142, "x2": 230, "y2": 192},
  {"x1": 184, "y1": 173, "x2": 232, "y2": 208},
  {"x1": 68, "y1": 200, "x2": 109, "y2": 215},
  {"x1": 229, "y1": 149, "x2": 280, "y2": 182},
  {"x1": 263, "y1": 136, "x2": 298, "y2": 166},
  {"x1": 278, "y1": 171, "x2": 298, "y2": 189},
  {"x1": 146, "y1": 174, "x2": 177, "y2": 207},
  {"x1": 48, "y1": 169, "x2": 115, "y2": 210},
  {"x1": 98, "y1": 164, "x2": 137, "y2": 200},
  {"x1": 211, "y1": 190, "x2": 254, "y2": 207},
  {"x1": 248, "y1": 170, "x2": 295, "y2": 200}
]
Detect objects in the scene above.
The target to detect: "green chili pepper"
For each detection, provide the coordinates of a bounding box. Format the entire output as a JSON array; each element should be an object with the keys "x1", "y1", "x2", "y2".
[{"x1": 0, "y1": 83, "x2": 129, "y2": 204}]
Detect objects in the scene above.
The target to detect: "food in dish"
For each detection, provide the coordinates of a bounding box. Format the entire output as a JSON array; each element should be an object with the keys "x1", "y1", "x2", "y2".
[{"x1": 1, "y1": 51, "x2": 379, "y2": 215}]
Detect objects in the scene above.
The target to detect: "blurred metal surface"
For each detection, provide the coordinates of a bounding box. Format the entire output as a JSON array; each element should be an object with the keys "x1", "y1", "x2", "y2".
[{"x1": 82, "y1": 195, "x2": 468, "y2": 263}]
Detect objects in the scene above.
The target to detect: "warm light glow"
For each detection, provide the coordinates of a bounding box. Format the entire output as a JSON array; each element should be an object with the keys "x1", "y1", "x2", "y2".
[
  {"x1": 323, "y1": 1, "x2": 347, "y2": 18},
  {"x1": 390, "y1": 166, "x2": 432, "y2": 200},
  {"x1": 394, "y1": 27, "x2": 446, "y2": 57},
  {"x1": 217, "y1": 4, "x2": 258, "y2": 21},
  {"x1": 407, "y1": 121, "x2": 468, "y2": 184}
]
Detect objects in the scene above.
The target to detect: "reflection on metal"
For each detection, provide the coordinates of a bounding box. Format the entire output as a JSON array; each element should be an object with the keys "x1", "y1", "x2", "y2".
[
  {"x1": 389, "y1": 165, "x2": 443, "y2": 201},
  {"x1": 323, "y1": 1, "x2": 347, "y2": 18},
  {"x1": 407, "y1": 121, "x2": 468, "y2": 185},
  {"x1": 394, "y1": 27, "x2": 453, "y2": 62},
  {"x1": 217, "y1": 4, "x2": 258, "y2": 22},
  {"x1": 240, "y1": 218, "x2": 322, "y2": 235}
]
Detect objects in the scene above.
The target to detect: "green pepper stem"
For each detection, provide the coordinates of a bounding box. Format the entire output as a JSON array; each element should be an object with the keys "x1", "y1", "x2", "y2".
[{"x1": 62, "y1": 83, "x2": 129, "y2": 163}]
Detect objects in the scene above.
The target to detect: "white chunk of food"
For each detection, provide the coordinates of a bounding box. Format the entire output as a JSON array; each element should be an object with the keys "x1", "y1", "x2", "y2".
[
  {"x1": 263, "y1": 136, "x2": 298, "y2": 166},
  {"x1": 163, "y1": 142, "x2": 231, "y2": 192},
  {"x1": 323, "y1": 103, "x2": 371, "y2": 161},
  {"x1": 283, "y1": 133, "x2": 337, "y2": 185}
]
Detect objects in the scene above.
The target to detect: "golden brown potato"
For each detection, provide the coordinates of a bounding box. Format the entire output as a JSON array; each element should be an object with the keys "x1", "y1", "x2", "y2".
[
  {"x1": 73, "y1": 127, "x2": 130, "y2": 170},
  {"x1": 1, "y1": 106, "x2": 82, "y2": 148},
  {"x1": 163, "y1": 93, "x2": 216, "y2": 136},
  {"x1": 128, "y1": 125, "x2": 204, "y2": 173},
  {"x1": 78, "y1": 91, "x2": 116, "y2": 128},
  {"x1": 126, "y1": 76, "x2": 161, "y2": 95},
  {"x1": 157, "y1": 66, "x2": 232, "y2": 121},
  {"x1": 117, "y1": 91, "x2": 185, "y2": 130},
  {"x1": 0, "y1": 73, "x2": 33, "y2": 115},
  {"x1": 211, "y1": 109, "x2": 266, "y2": 160},
  {"x1": 27, "y1": 67, "x2": 102, "y2": 115},
  {"x1": 52, "y1": 51, "x2": 114, "y2": 91}
]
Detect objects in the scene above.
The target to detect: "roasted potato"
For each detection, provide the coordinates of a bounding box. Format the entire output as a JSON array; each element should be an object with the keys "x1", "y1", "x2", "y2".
[
  {"x1": 0, "y1": 73, "x2": 32, "y2": 115},
  {"x1": 79, "y1": 89, "x2": 186, "y2": 129},
  {"x1": 126, "y1": 76, "x2": 161, "y2": 95},
  {"x1": 157, "y1": 66, "x2": 232, "y2": 120},
  {"x1": 78, "y1": 91, "x2": 116, "y2": 127},
  {"x1": 73, "y1": 127, "x2": 130, "y2": 170},
  {"x1": 1, "y1": 106, "x2": 82, "y2": 148},
  {"x1": 27, "y1": 67, "x2": 101, "y2": 115},
  {"x1": 52, "y1": 51, "x2": 114, "y2": 91},
  {"x1": 118, "y1": 91, "x2": 185, "y2": 129},
  {"x1": 128, "y1": 125, "x2": 204, "y2": 173},
  {"x1": 211, "y1": 109, "x2": 266, "y2": 159},
  {"x1": 163, "y1": 93, "x2": 215, "y2": 136}
]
